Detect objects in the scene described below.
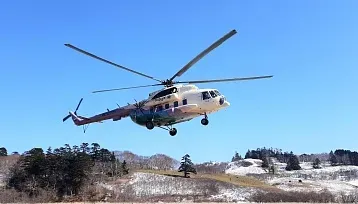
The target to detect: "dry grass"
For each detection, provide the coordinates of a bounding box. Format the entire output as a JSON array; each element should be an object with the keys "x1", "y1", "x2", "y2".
[{"x1": 135, "y1": 169, "x2": 277, "y2": 190}]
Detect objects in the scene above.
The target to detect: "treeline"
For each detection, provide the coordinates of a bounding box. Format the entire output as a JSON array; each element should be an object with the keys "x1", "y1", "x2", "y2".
[
  {"x1": 232, "y1": 147, "x2": 358, "y2": 170},
  {"x1": 329, "y1": 149, "x2": 358, "y2": 166},
  {"x1": 232, "y1": 147, "x2": 302, "y2": 171},
  {"x1": 242, "y1": 147, "x2": 298, "y2": 164},
  {"x1": 4, "y1": 143, "x2": 128, "y2": 201},
  {"x1": 114, "y1": 151, "x2": 179, "y2": 170}
]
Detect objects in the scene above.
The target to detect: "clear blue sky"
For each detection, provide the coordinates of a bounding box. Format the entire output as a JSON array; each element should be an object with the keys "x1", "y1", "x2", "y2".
[{"x1": 0, "y1": 1, "x2": 357, "y2": 163}]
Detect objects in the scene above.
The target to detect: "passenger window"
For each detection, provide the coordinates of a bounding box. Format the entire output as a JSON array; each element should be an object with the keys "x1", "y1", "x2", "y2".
[
  {"x1": 202, "y1": 91, "x2": 211, "y2": 100},
  {"x1": 174, "y1": 101, "x2": 178, "y2": 107},
  {"x1": 156, "y1": 105, "x2": 163, "y2": 112},
  {"x1": 183, "y1": 99, "x2": 187, "y2": 105},
  {"x1": 150, "y1": 107, "x2": 154, "y2": 113},
  {"x1": 165, "y1": 104, "x2": 169, "y2": 109}
]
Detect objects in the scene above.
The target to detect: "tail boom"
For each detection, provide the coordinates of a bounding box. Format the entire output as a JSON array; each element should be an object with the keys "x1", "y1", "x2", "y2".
[{"x1": 69, "y1": 108, "x2": 131, "y2": 126}]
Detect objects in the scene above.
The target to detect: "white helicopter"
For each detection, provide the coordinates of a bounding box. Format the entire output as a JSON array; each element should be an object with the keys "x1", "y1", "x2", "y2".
[{"x1": 63, "y1": 29, "x2": 273, "y2": 136}]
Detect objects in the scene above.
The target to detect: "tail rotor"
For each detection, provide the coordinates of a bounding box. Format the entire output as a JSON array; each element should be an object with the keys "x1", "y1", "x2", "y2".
[{"x1": 63, "y1": 98, "x2": 83, "y2": 122}]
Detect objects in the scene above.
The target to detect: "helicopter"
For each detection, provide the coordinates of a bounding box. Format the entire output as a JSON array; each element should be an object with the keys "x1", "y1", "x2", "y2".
[{"x1": 62, "y1": 29, "x2": 273, "y2": 136}]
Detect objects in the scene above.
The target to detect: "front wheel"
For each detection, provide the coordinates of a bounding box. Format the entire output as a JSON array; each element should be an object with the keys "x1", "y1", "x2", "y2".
[
  {"x1": 146, "y1": 121, "x2": 154, "y2": 130},
  {"x1": 169, "y1": 128, "x2": 177, "y2": 136},
  {"x1": 201, "y1": 118, "x2": 209, "y2": 126}
]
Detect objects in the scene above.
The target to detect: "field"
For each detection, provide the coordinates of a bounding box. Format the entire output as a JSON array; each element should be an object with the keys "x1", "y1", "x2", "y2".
[{"x1": 136, "y1": 169, "x2": 277, "y2": 190}]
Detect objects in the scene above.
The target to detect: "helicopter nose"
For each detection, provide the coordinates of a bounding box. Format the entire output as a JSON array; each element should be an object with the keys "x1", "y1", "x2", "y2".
[
  {"x1": 223, "y1": 100, "x2": 230, "y2": 107},
  {"x1": 219, "y1": 96, "x2": 230, "y2": 107}
]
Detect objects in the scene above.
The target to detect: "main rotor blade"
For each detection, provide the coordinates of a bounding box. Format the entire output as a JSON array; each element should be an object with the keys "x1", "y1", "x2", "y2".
[
  {"x1": 92, "y1": 83, "x2": 163, "y2": 93},
  {"x1": 64, "y1": 44, "x2": 162, "y2": 83},
  {"x1": 176, "y1": 75, "x2": 273, "y2": 84},
  {"x1": 169, "y1": 29, "x2": 237, "y2": 82}
]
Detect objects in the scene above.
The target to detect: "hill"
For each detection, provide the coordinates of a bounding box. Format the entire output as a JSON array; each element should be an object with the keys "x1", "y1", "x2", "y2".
[
  {"x1": 0, "y1": 145, "x2": 358, "y2": 203},
  {"x1": 225, "y1": 158, "x2": 358, "y2": 195}
]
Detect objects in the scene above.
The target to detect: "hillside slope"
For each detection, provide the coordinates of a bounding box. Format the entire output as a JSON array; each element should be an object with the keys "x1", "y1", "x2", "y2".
[
  {"x1": 225, "y1": 158, "x2": 358, "y2": 195},
  {"x1": 99, "y1": 171, "x2": 276, "y2": 202}
]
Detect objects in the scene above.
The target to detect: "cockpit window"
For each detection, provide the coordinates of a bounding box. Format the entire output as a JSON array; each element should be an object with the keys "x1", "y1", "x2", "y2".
[
  {"x1": 214, "y1": 90, "x2": 221, "y2": 96},
  {"x1": 209, "y1": 90, "x2": 217, "y2": 98},
  {"x1": 202, "y1": 91, "x2": 211, "y2": 100}
]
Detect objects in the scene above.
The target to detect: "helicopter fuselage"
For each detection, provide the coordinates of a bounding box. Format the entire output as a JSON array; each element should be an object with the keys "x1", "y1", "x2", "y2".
[{"x1": 129, "y1": 84, "x2": 230, "y2": 127}]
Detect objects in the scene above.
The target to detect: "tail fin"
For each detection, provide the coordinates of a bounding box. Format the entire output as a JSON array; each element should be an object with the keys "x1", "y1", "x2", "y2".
[{"x1": 69, "y1": 111, "x2": 83, "y2": 126}]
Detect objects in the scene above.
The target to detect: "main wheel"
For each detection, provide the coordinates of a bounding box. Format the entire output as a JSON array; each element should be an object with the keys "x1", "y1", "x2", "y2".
[
  {"x1": 201, "y1": 118, "x2": 209, "y2": 126},
  {"x1": 169, "y1": 128, "x2": 177, "y2": 136},
  {"x1": 146, "y1": 121, "x2": 154, "y2": 130}
]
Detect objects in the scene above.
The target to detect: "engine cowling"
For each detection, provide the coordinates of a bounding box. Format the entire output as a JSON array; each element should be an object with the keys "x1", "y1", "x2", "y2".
[{"x1": 146, "y1": 93, "x2": 180, "y2": 107}]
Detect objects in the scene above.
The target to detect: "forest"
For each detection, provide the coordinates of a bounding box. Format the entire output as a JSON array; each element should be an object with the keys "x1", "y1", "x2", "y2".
[
  {"x1": 0, "y1": 144, "x2": 357, "y2": 202},
  {"x1": 0, "y1": 143, "x2": 130, "y2": 201},
  {"x1": 0, "y1": 143, "x2": 199, "y2": 202}
]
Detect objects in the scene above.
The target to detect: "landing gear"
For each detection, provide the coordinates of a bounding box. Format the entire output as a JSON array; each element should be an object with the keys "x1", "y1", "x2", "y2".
[
  {"x1": 201, "y1": 118, "x2": 209, "y2": 125},
  {"x1": 201, "y1": 113, "x2": 209, "y2": 126},
  {"x1": 159, "y1": 125, "x2": 178, "y2": 136},
  {"x1": 169, "y1": 128, "x2": 177, "y2": 136},
  {"x1": 146, "y1": 121, "x2": 154, "y2": 130}
]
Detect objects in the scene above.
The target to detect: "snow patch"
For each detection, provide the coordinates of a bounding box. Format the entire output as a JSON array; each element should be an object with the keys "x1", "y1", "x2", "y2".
[
  {"x1": 210, "y1": 187, "x2": 257, "y2": 202},
  {"x1": 126, "y1": 172, "x2": 256, "y2": 202},
  {"x1": 267, "y1": 177, "x2": 358, "y2": 193},
  {"x1": 347, "y1": 180, "x2": 358, "y2": 187},
  {"x1": 225, "y1": 159, "x2": 266, "y2": 176},
  {"x1": 225, "y1": 159, "x2": 358, "y2": 195}
]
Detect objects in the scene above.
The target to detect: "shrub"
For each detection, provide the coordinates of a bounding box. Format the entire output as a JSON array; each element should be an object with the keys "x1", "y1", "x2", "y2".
[{"x1": 250, "y1": 190, "x2": 336, "y2": 203}]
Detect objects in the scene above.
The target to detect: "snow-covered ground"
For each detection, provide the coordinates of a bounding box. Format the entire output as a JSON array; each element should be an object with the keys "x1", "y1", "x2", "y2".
[
  {"x1": 225, "y1": 159, "x2": 267, "y2": 176},
  {"x1": 225, "y1": 158, "x2": 358, "y2": 195},
  {"x1": 119, "y1": 172, "x2": 258, "y2": 202},
  {"x1": 348, "y1": 180, "x2": 358, "y2": 186},
  {"x1": 266, "y1": 177, "x2": 358, "y2": 193}
]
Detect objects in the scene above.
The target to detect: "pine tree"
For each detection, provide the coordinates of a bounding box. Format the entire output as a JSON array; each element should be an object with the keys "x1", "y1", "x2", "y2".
[
  {"x1": 231, "y1": 151, "x2": 242, "y2": 162},
  {"x1": 329, "y1": 150, "x2": 338, "y2": 166},
  {"x1": 0, "y1": 147, "x2": 7, "y2": 156},
  {"x1": 244, "y1": 150, "x2": 251, "y2": 159},
  {"x1": 285, "y1": 153, "x2": 301, "y2": 171},
  {"x1": 90, "y1": 143, "x2": 101, "y2": 160},
  {"x1": 312, "y1": 158, "x2": 321, "y2": 169},
  {"x1": 261, "y1": 156, "x2": 269, "y2": 168},
  {"x1": 121, "y1": 160, "x2": 129, "y2": 175},
  {"x1": 269, "y1": 165, "x2": 277, "y2": 174},
  {"x1": 46, "y1": 147, "x2": 52, "y2": 155},
  {"x1": 178, "y1": 154, "x2": 197, "y2": 178}
]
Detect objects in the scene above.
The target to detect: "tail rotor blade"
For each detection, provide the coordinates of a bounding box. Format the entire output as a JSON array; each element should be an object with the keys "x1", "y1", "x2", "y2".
[
  {"x1": 63, "y1": 115, "x2": 71, "y2": 122},
  {"x1": 63, "y1": 98, "x2": 83, "y2": 123},
  {"x1": 75, "y1": 98, "x2": 83, "y2": 112}
]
